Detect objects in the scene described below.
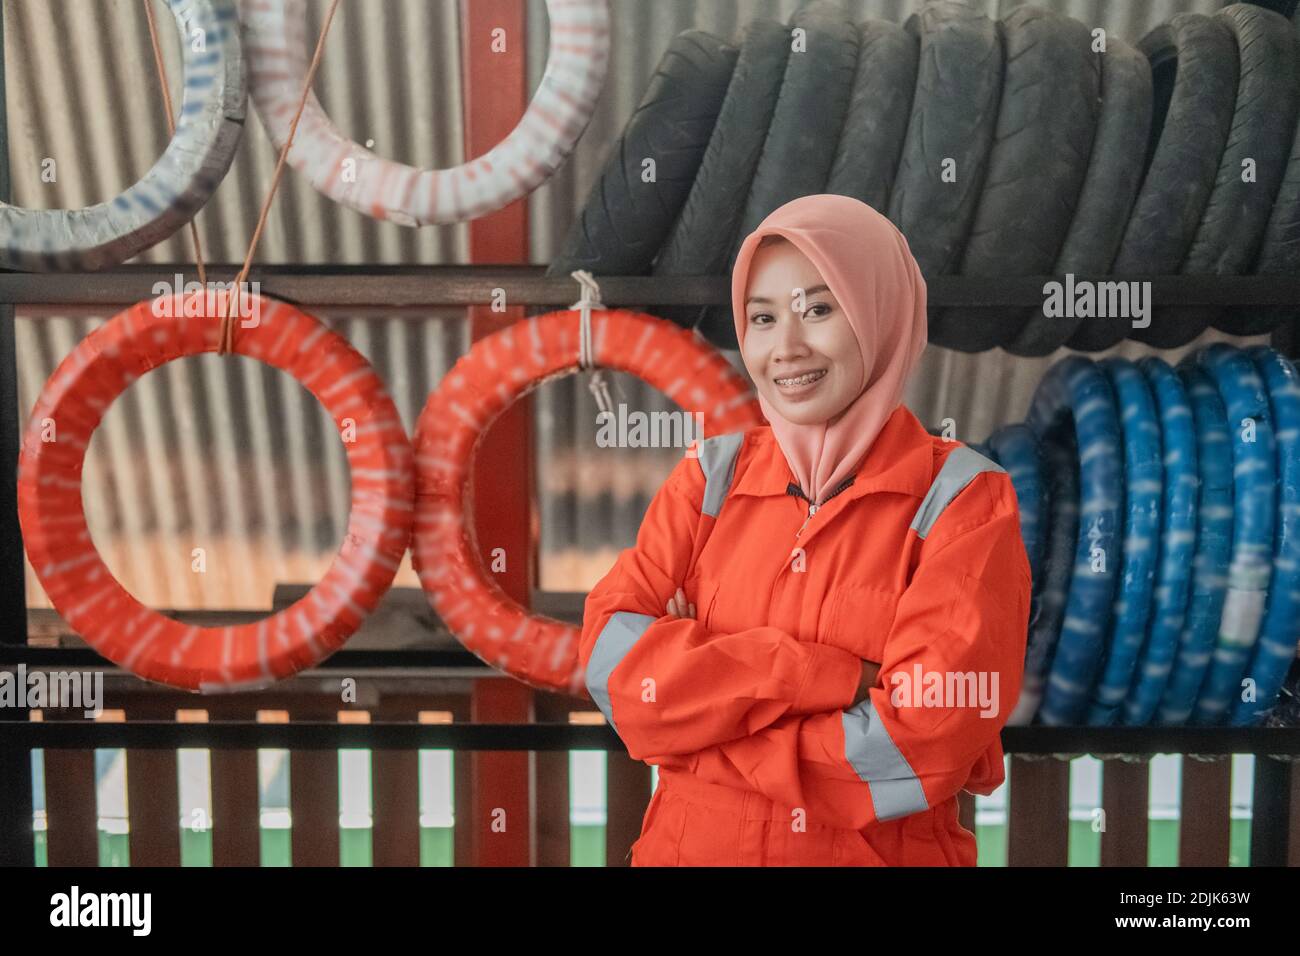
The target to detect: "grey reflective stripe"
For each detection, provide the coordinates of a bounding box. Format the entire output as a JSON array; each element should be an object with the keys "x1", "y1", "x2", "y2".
[
  {"x1": 696, "y1": 432, "x2": 744, "y2": 518},
  {"x1": 585, "y1": 611, "x2": 655, "y2": 735},
  {"x1": 841, "y1": 697, "x2": 928, "y2": 821},
  {"x1": 908, "y1": 445, "x2": 1005, "y2": 539}
]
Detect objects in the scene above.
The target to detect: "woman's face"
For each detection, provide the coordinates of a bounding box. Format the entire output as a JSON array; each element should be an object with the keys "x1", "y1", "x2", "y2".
[{"x1": 740, "y1": 238, "x2": 866, "y2": 425}]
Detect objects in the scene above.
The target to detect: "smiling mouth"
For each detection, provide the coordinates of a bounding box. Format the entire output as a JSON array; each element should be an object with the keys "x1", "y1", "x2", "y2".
[{"x1": 774, "y1": 369, "x2": 827, "y2": 388}]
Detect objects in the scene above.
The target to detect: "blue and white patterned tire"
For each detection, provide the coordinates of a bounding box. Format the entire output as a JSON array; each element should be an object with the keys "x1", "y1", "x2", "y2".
[
  {"x1": 1008, "y1": 423, "x2": 1080, "y2": 726},
  {"x1": 1159, "y1": 363, "x2": 1233, "y2": 725},
  {"x1": 0, "y1": 0, "x2": 245, "y2": 271},
  {"x1": 1229, "y1": 347, "x2": 1300, "y2": 726},
  {"x1": 1191, "y1": 344, "x2": 1276, "y2": 725},
  {"x1": 988, "y1": 423, "x2": 1048, "y2": 586},
  {"x1": 1026, "y1": 356, "x2": 1123, "y2": 725},
  {"x1": 1124, "y1": 356, "x2": 1198, "y2": 725},
  {"x1": 1087, "y1": 357, "x2": 1162, "y2": 724}
]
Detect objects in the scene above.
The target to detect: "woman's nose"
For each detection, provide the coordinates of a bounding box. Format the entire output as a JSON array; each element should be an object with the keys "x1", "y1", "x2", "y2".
[{"x1": 774, "y1": 313, "x2": 810, "y2": 359}]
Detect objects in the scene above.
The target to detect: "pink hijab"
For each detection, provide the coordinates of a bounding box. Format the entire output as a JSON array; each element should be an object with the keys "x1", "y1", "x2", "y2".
[{"x1": 731, "y1": 194, "x2": 928, "y2": 504}]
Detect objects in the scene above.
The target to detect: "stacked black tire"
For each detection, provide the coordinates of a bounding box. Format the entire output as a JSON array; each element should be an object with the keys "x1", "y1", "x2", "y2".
[{"x1": 551, "y1": 1, "x2": 1300, "y2": 353}]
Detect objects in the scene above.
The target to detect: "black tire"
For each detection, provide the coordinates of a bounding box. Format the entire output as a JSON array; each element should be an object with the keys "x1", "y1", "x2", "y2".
[
  {"x1": 735, "y1": 1, "x2": 859, "y2": 238},
  {"x1": 1212, "y1": 4, "x2": 1300, "y2": 335},
  {"x1": 696, "y1": 1, "x2": 858, "y2": 349},
  {"x1": 1095, "y1": 13, "x2": 1237, "y2": 350},
  {"x1": 546, "y1": 31, "x2": 737, "y2": 283},
  {"x1": 825, "y1": 17, "x2": 919, "y2": 214},
  {"x1": 932, "y1": 5, "x2": 1100, "y2": 354},
  {"x1": 1007, "y1": 36, "x2": 1151, "y2": 357},
  {"x1": 651, "y1": 19, "x2": 790, "y2": 333},
  {"x1": 886, "y1": 0, "x2": 1002, "y2": 341}
]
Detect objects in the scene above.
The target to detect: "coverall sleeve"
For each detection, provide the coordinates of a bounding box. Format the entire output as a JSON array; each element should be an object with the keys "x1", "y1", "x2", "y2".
[
  {"x1": 684, "y1": 471, "x2": 1031, "y2": 831},
  {"x1": 579, "y1": 449, "x2": 865, "y2": 762}
]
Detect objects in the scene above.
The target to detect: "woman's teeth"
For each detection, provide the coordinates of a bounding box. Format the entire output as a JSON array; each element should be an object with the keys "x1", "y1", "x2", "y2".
[{"x1": 774, "y1": 369, "x2": 827, "y2": 387}]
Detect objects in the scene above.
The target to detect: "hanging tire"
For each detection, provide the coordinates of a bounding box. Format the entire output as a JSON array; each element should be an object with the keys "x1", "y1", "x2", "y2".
[
  {"x1": 0, "y1": 0, "x2": 245, "y2": 271},
  {"x1": 413, "y1": 309, "x2": 763, "y2": 696},
  {"x1": 17, "y1": 293, "x2": 414, "y2": 692},
  {"x1": 244, "y1": 0, "x2": 610, "y2": 225}
]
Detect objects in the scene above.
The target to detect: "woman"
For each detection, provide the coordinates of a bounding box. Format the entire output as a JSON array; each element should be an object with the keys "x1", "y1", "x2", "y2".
[{"x1": 580, "y1": 194, "x2": 1031, "y2": 866}]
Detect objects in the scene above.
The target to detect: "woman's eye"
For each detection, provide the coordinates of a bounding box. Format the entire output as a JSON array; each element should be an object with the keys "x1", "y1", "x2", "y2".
[
  {"x1": 749, "y1": 312, "x2": 774, "y2": 325},
  {"x1": 805, "y1": 302, "x2": 832, "y2": 318}
]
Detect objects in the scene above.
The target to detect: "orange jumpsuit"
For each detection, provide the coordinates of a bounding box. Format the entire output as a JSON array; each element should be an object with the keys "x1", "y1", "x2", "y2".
[{"x1": 579, "y1": 403, "x2": 1031, "y2": 866}]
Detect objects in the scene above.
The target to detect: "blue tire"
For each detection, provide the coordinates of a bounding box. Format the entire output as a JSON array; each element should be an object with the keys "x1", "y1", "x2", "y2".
[
  {"x1": 1191, "y1": 345, "x2": 1276, "y2": 725},
  {"x1": 1088, "y1": 358, "x2": 1162, "y2": 724},
  {"x1": 1124, "y1": 357, "x2": 1198, "y2": 725},
  {"x1": 1159, "y1": 364, "x2": 1233, "y2": 725},
  {"x1": 1026, "y1": 357, "x2": 1123, "y2": 725}
]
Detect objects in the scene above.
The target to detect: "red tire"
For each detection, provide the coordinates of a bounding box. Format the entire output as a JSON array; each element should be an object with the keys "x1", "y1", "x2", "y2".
[
  {"x1": 18, "y1": 292, "x2": 414, "y2": 692},
  {"x1": 413, "y1": 309, "x2": 763, "y2": 695}
]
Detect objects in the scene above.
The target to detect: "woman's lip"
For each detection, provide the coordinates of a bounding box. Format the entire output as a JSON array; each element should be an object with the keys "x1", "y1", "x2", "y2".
[{"x1": 773, "y1": 368, "x2": 828, "y2": 395}]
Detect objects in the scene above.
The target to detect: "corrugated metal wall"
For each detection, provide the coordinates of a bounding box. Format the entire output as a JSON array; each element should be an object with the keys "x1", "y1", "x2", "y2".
[{"x1": 3, "y1": 0, "x2": 1271, "y2": 616}]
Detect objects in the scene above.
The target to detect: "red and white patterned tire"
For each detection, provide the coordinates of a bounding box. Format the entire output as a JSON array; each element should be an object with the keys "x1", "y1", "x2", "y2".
[
  {"x1": 241, "y1": 0, "x2": 610, "y2": 225},
  {"x1": 18, "y1": 293, "x2": 414, "y2": 692},
  {"x1": 413, "y1": 309, "x2": 763, "y2": 696}
]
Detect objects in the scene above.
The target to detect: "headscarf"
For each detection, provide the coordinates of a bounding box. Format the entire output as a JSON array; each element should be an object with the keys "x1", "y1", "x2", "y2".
[{"x1": 731, "y1": 194, "x2": 928, "y2": 504}]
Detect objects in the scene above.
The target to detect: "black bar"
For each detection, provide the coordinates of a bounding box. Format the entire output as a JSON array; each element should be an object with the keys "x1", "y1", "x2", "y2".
[
  {"x1": 0, "y1": 267, "x2": 1298, "y2": 309},
  {"x1": 0, "y1": 0, "x2": 36, "y2": 869},
  {"x1": 1249, "y1": 755, "x2": 1293, "y2": 866},
  {"x1": 0, "y1": 720, "x2": 1297, "y2": 755}
]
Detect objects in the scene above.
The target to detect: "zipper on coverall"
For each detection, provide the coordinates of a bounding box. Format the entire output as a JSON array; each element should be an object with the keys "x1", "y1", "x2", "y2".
[{"x1": 786, "y1": 476, "x2": 856, "y2": 539}]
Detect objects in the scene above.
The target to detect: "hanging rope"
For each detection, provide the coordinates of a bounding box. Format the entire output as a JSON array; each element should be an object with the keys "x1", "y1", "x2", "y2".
[
  {"x1": 219, "y1": 0, "x2": 344, "y2": 355},
  {"x1": 571, "y1": 269, "x2": 614, "y2": 415},
  {"x1": 142, "y1": 0, "x2": 207, "y2": 288}
]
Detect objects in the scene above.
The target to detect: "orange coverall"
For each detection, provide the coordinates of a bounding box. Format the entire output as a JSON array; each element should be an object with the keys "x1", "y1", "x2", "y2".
[{"x1": 579, "y1": 403, "x2": 1032, "y2": 866}]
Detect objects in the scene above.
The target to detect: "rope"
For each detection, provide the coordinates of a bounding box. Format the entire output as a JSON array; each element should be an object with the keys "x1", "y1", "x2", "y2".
[
  {"x1": 142, "y1": 0, "x2": 206, "y2": 288},
  {"x1": 571, "y1": 269, "x2": 613, "y2": 415},
  {"x1": 219, "y1": 0, "x2": 344, "y2": 355}
]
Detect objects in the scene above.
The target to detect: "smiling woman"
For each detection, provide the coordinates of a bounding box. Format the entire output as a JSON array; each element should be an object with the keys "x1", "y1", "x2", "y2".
[
  {"x1": 579, "y1": 194, "x2": 1032, "y2": 867},
  {"x1": 740, "y1": 235, "x2": 866, "y2": 427}
]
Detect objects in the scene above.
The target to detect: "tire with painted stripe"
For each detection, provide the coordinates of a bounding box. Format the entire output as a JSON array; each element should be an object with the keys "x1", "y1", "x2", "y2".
[
  {"x1": 413, "y1": 310, "x2": 763, "y2": 696},
  {"x1": 1026, "y1": 357, "x2": 1122, "y2": 725},
  {"x1": 0, "y1": 0, "x2": 245, "y2": 271},
  {"x1": 1008, "y1": 423, "x2": 1079, "y2": 726},
  {"x1": 1124, "y1": 356, "x2": 1198, "y2": 725},
  {"x1": 17, "y1": 294, "x2": 414, "y2": 692},
  {"x1": 1087, "y1": 357, "x2": 1162, "y2": 725},
  {"x1": 1191, "y1": 344, "x2": 1276, "y2": 724},
  {"x1": 1158, "y1": 364, "x2": 1233, "y2": 725},
  {"x1": 1231, "y1": 347, "x2": 1300, "y2": 725},
  {"x1": 243, "y1": 0, "x2": 609, "y2": 225}
]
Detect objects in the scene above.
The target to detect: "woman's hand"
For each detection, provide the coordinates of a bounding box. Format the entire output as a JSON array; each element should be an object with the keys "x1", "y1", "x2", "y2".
[
  {"x1": 851, "y1": 659, "x2": 882, "y2": 707},
  {"x1": 665, "y1": 587, "x2": 695, "y2": 619}
]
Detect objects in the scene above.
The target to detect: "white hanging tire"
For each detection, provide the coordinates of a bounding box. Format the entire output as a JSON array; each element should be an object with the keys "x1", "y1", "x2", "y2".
[
  {"x1": 0, "y1": 0, "x2": 245, "y2": 271},
  {"x1": 242, "y1": 0, "x2": 610, "y2": 225}
]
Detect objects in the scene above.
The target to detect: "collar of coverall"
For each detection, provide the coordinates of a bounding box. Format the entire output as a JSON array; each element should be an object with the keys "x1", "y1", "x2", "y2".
[{"x1": 728, "y1": 403, "x2": 938, "y2": 503}]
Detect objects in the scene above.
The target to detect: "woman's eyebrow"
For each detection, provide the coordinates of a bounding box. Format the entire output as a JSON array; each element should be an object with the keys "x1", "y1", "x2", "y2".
[{"x1": 746, "y1": 283, "x2": 831, "y2": 305}]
